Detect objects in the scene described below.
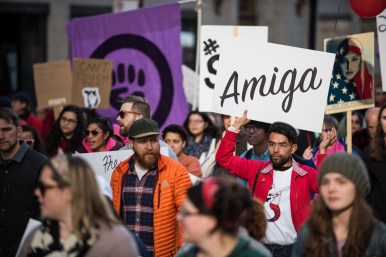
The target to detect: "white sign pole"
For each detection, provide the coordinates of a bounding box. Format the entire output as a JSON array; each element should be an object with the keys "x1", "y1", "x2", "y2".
[{"x1": 377, "y1": 9, "x2": 386, "y2": 92}]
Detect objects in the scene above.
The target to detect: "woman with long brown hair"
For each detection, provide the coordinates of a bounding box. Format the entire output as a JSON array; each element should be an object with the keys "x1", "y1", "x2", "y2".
[{"x1": 292, "y1": 153, "x2": 386, "y2": 257}]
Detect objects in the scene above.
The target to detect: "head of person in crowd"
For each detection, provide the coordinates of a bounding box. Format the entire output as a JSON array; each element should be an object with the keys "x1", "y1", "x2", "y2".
[
  {"x1": 11, "y1": 91, "x2": 32, "y2": 115},
  {"x1": 162, "y1": 124, "x2": 188, "y2": 157},
  {"x1": 365, "y1": 107, "x2": 381, "y2": 139},
  {"x1": 375, "y1": 82, "x2": 386, "y2": 107},
  {"x1": 266, "y1": 121, "x2": 298, "y2": 168},
  {"x1": 351, "y1": 111, "x2": 363, "y2": 134},
  {"x1": 302, "y1": 153, "x2": 372, "y2": 257},
  {"x1": 0, "y1": 96, "x2": 11, "y2": 108},
  {"x1": 27, "y1": 155, "x2": 121, "y2": 253},
  {"x1": 183, "y1": 111, "x2": 218, "y2": 141},
  {"x1": 44, "y1": 105, "x2": 85, "y2": 156},
  {"x1": 221, "y1": 115, "x2": 232, "y2": 131},
  {"x1": 0, "y1": 107, "x2": 22, "y2": 159},
  {"x1": 21, "y1": 125, "x2": 45, "y2": 154},
  {"x1": 244, "y1": 120, "x2": 270, "y2": 148},
  {"x1": 370, "y1": 103, "x2": 386, "y2": 161},
  {"x1": 240, "y1": 197, "x2": 267, "y2": 242},
  {"x1": 128, "y1": 118, "x2": 161, "y2": 169},
  {"x1": 177, "y1": 177, "x2": 253, "y2": 251},
  {"x1": 116, "y1": 95, "x2": 150, "y2": 137},
  {"x1": 81, "y1": 108, "x2": 98, "y2": 123},
  {"x1": 83, "y1": 116, "x2": 116, "y2": 152},
  {"x1": 320, "y1": 115, "x2": 339, "y2": 146}
]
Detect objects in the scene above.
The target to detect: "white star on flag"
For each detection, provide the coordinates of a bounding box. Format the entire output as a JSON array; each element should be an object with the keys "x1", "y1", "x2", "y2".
[
  {"x1": 329, "y1": 94, "x2": 335, "y2": 102},
  {"x1": 333, "y1": 81, "x2": 339, "y2": 89},
  {"x1": 342, "y1": 87, "x2": 348, "y2": 94},
  {"x1": 349, "y1": 92, "x2": 356, "y2": 100},
  {"x1": 336, "y1": 73, "x2": 341, "y2": 80},
  {"x1": 345, "y1": 79, "x2": 349, "y2": 83},
  {"x1": 338, "y1": 99, "x2": 344, "y2": 104}
]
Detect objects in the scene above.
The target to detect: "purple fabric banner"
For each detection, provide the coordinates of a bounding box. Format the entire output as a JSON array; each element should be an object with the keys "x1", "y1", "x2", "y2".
[{"x1": 67, "y1": 3, "x2": 189, "y2": 129}]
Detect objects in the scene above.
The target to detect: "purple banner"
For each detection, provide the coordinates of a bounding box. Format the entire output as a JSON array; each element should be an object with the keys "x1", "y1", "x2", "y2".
[{"x1": 67, "y1": 3, "x2": 189, "y2": 129}]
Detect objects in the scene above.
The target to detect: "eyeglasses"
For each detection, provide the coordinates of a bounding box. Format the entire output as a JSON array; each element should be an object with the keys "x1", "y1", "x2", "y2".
[
  {"x1": 24, "y1": 139, "x2": 35, "y2": 146},
  {"x1": 179, "y1": 208, "x2": 201, "y2": 218},
  {"x1": 118, "y1": 110, "x2": 141, "y2": 119},
  {"x1": 321, "y1": 128, "x2": 333, "y2": 133},
  {"x1": 60, "y1": 116, "x2": 77, "y2": 124},
  {"x1": 84, "y1": 129, "x2": 102, "y2": 136},
  {"x1": 268, "y1": 142, "x2": 291, "y2": 150},
  {"x1": 188, "y1": 120, "x2": 204, "y2": 125},
  {"x1": 245, "y1": 125, "x2": 260, "y2": 132},
  {"x1": 36, "y1": 181, "x2": 60, "y2": 196}
]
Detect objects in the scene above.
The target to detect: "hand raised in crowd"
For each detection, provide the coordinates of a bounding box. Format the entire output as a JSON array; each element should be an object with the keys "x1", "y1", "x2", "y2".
[
  {"x1": 319, "y1": 126, "x2": 337, "y2": 154},
  {"x1": 302, "y1": 146, "x2": 313, "y2": 160},
  {"x1": 232, "y1": 110, "x2": 250, "y2": 130}
]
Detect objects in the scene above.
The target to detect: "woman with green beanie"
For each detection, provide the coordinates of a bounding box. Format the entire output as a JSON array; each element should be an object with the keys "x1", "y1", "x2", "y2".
[{"x1": 292, "y1": 152, "x2": 386, "y2": 257}]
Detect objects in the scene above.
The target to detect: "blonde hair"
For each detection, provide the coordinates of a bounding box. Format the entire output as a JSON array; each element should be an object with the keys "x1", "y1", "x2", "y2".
[{"x1": 49, "y1": 155, "x2": 119, "y2": 239}]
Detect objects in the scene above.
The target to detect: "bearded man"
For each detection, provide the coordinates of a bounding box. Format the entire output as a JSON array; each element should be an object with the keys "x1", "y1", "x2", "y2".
[
  {"x1": 110, "y1": 118, "x2": 191, "y2": 257},
  {"x1": 216, "y1": 110, "x2": 319, "y2": 257}
]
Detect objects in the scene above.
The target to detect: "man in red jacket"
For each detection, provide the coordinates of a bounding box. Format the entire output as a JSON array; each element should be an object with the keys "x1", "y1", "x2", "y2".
[{"x1": 216, "y1": 110, "x2": 318, "y2": 257}]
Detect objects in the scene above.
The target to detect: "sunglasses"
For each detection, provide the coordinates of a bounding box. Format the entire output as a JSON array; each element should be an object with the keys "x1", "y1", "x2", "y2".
[
  {"x1": 179, "y1": 208, "x2": 201, "y2": 218},
  {"x1": 118, "y1": 110, "x2": 141, "y2": 119},
  {"x1": 84, "y1": 130, "x2": 101, "y2": 136},
  {"x1": 25, "y1": 139, "x2": 35, "y2": 146},
  {"x1": 36, "y1": 181, "x2": 60, "y2": 196}
]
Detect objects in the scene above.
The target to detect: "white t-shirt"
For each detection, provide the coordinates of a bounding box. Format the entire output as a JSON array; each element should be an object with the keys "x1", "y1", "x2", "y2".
[
  {"x1": 134, "y1": 164, "x2": 148, "y2": 180},
  {"x1": 264, "y1": 167, "x2": 297, "y2": 245}
]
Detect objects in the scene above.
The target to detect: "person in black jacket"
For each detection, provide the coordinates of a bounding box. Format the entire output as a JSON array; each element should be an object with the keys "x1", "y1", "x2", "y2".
[{"x1": 0, "y1": 107, "x2": 48, "y2": 257}]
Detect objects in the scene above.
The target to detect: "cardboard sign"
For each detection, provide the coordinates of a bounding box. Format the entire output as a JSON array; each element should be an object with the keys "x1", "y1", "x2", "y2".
[
  {"x1": 324, "y1": 32, "x2": 375, "y2": 114},
  {"x1": 33, "y1": 60, "x2": 72, "y2": 109},
  {"x1": 74, "y1": 148, "x2": 169, "y2": 183},
  {"x1": 199, "y1": 26, "x2": 268, "y2": 112},
  {"x1": 377, "y1": 10, "x2": 386, "y2": 92},
  {"x1": 213, "y1": 38, "x2": 335, "y2": 133},
  {"x1": 72, "y1": 58, "x2": 113, "y2": 109}
]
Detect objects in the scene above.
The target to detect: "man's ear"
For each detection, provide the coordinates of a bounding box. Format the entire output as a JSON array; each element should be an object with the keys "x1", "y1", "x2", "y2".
[
  {"x1": 291, "y1": 143, "x2": 298, "y2": 154},
  {"x1": 16, "y1": 126, "x2": 23, "y2": 138},
  {"x1": 129, "y1": 139, "x2": 134, "y2": 149},
  {"x1": 182, "y1": 141, "x2": 186, "y2": 148}
]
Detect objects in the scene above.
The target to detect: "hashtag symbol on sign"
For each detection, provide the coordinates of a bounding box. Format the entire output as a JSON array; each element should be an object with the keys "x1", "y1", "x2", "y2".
[{"x1": 203, "y1": 39, "x2": 219, "y2": 55}]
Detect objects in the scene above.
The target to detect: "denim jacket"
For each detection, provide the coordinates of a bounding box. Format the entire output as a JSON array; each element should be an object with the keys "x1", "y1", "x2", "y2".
[{"x1": 292, "y1": 219, "x2": 386, "y2": 257}]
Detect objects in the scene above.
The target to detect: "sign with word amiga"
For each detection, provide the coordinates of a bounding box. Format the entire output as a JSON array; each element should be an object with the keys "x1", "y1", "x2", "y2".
[
  {"x1": 213, "y1": 38, "x2": 335, "y2": 133},
  {"x1": 199, "y1": 25, "x2": 268, "y2": 112}
]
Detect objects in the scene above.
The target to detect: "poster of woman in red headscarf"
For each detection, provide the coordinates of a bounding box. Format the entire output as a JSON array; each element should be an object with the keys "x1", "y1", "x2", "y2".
[{"x1": 324, "y1": 32, "x2": 374, "y2": 114}]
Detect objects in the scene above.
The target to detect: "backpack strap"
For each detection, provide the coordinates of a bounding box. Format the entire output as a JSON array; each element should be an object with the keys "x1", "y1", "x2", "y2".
[
  {"x1": 251, "y1": 162, "x2": 264, "y2": 197},
  {"x1": 245, "y1": 148, "x2": 254, "y2": 160}
]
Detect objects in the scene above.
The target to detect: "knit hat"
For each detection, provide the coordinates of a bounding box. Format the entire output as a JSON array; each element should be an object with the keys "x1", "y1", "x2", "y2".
[
  {"x1": 268, "y1": 121, "x2": 298, "y2": 143},
  {"x1": 318, "y1": 152, "x2": 370, "y2": 197},
  {"x1": 128, "y1": 118, "x2": 161, "y2": 139}
]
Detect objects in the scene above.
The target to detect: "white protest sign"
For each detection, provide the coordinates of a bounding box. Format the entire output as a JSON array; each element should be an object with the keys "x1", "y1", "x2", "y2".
[
  {"x1": 377, "y1": 10, "x2": 386, "y2": 92},
  {"x1": 16, "y1": 219, "x2": 42, "y2": 257},
  {"x1": 213, "y1": 38, "x2": 336, "y2": 133},
  {"x1": 74, "y1": 147, "x2": 169, "y2": 183},
  {"x1": 199, "y1": 26, "x2": 268, "y2": 112}
]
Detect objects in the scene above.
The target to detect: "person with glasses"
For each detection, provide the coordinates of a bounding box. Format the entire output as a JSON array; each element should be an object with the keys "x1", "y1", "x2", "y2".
[
  {"x1": 44, "y1": 105, "x2": 85, "y2": 157},
  {"x1": 116, "y1": 95, "x2": 177, "y2": 160},
  {"x1": 216, "y1": 110, "x2": 318, "y2": 257},
  {"x1": 302, "y1": 115, "x2": 345, "y2": 169},
  {"x1": 17, "y1": 155, "x2": 139, "y2": 257},
  {"x1": 78, "y1": 116, "x2": 122, "y2": 153},
  {"x1": 237, "y1": 120, "x2": 271, "y2": 186},
  {"x1": 0, "y1": 107, "x2": 47, "y2": 257},
  {"x1": 176, "y1": 177, "x2": 269, "y2": 257}
]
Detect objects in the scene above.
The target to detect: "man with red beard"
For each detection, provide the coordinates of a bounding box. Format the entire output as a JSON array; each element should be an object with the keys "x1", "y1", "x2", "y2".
[
  {"x1": 110, "y1": 118, "x2": 191, "y2": 257},
  {"x1": 216, "y1": 110, "x2": 318, "y2": 257}
]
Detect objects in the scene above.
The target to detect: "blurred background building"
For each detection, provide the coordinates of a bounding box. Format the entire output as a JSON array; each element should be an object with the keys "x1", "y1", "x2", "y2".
[{"x1": 0, "y1": 0, "x2": 379, "y2": 109}]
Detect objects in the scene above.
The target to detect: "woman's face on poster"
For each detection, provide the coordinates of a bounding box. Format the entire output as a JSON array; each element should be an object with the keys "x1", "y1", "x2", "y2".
[{"x1": 339, "y1": 53, "x2": 361, "y2": 80}]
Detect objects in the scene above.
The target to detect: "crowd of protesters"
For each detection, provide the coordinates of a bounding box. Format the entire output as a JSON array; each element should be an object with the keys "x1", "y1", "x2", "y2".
[{"x1": 0, "y1": 91, "x2": 386, "y2": 257}]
